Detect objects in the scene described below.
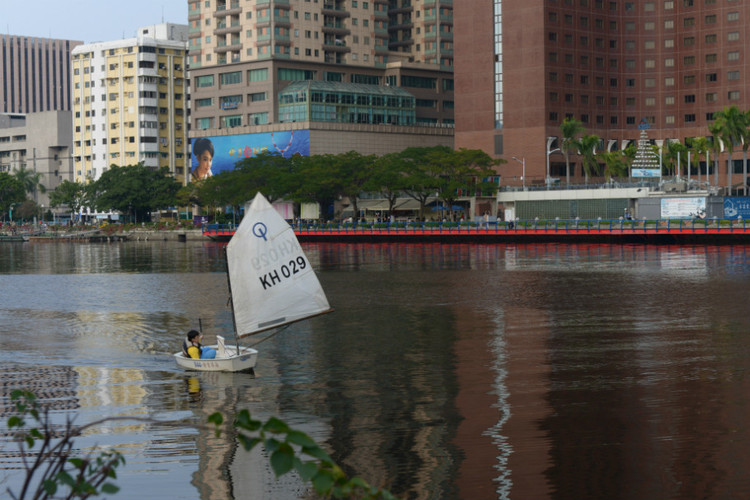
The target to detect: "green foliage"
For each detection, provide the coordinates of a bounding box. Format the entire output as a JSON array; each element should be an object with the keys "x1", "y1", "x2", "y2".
[
  {"x1": 91, "y1": 164, "x2": 181, "y2": 222},
  {"x1": 0, "y1": 172, "x2": 27, "y2": 219},
  {"x1": 49, "y1": 180, "x2": 89, "y2": 215},
  {"x1": 213, "y1": 409, "x2": 399, "y2": 499},
  {"x1": 7, "y1": 390, "x2": 125, "y2": 500},
  {"x1": 7, "y1": 391, "x2": 399, "y2": 500}
]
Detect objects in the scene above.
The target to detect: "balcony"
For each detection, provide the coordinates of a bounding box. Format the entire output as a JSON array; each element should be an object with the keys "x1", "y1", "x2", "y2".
[
  {"x1": 214, "y1": 43, "x2": 243, "y2": 53},
  {"x1": 322, "y1": 4, "x2": 351, "y2": 17},
  {"x1": 214, "y1": 21, "x2": 241, "y2": 36},
  {"x1": 322, "y1": 22, "x2": 351, "y2": 36},
  {"x1": 323, "y1": 40, "x2": 351, "y2": 53}
]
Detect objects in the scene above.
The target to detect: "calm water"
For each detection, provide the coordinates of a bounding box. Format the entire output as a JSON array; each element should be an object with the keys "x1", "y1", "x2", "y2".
[{"x1": 1, "y1": 241, "x2": 750, "y2": 500}]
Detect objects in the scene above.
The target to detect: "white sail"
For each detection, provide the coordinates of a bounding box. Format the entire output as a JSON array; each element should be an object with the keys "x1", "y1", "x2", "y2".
[{"x1": 226, "y1": 193, "x2": 331, "y2": 338}]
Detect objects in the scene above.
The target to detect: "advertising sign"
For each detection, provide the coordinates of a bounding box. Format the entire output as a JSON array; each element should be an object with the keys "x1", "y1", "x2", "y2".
[
  {"x1": 190, "y1": 130, "x2": 310, "y2": 181},
  {"x1": 632, "y1": 168, "x2": 661, "y2": 178},
  {"x1": 660, "y1": 197, "x2": 706, "y2": 219},
  {"x1": 724, "y1": 197, "x2": 750, "y2": 219}
]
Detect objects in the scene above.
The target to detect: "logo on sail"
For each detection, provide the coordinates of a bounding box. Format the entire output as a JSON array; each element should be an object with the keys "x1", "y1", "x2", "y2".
[{"x1": 252, "y1": 222, "x2": 268, "y2": 241}]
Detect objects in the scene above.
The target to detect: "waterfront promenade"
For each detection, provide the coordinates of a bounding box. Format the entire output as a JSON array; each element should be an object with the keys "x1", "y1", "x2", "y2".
[{"x1": 204, "y1": 219, "x2": 750, "y2": 245}]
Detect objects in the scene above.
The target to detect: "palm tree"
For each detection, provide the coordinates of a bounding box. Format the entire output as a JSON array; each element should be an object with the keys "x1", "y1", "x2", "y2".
[
  {"x1": 663, "y1": 140, "x2": 687, "y2": 178},
  {"x1": 708, "y1": 119, "x2": 723, "y2": 187},
  {"x1": 578, "y1": 134, "x2": 601, "y2": 184},
  {"x1": 687, "y1": 136, "x2": 711, "y2": 186},
  {"x1": 713, "y1": 106, "x2": 744, "y2": 193},
  {"x1": 597, "y1": 150, "x2": 628, "y2": 181},
  {"x1": 12, "y1": 165, "x2": 46, "y2": 202},
  {"x1": 741, "y1": 110, "x2": 750, "y2": 195},
  {"x1": 560, "y1": 117, "x2": 584, "y2": 186}
]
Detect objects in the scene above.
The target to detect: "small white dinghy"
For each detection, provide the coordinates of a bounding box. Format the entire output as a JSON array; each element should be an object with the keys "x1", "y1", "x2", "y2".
[{"x1": 174, "y1": 192, "x2": 332, "y2": 372}]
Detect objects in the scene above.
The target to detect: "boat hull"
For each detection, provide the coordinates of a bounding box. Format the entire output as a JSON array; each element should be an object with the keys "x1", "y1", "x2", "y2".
[{"x1": 173, "y1": 345, "x2": 258, "y2": 372}]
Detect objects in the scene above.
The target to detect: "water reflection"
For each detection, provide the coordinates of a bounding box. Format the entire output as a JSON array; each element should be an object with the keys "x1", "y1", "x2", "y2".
[{"x1": 2, "y1": 242, "x2": 750, "y2": 499}]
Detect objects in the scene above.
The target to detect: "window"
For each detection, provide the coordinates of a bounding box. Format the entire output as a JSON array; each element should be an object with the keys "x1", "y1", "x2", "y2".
[
  {"x1": 728, "y1": 32, "x2": 739, "y2": 42},
  {"x1": 706, "y1": 93, "x2": 717, "y2": 103},
  {"x1": 705, "y1": 54, "x2": 717, "y2": 63},
  {"x1": 248, "y1": 68, "x2": 269, "y2": 82},
  {"x1": 195, "y1": 75, "x2": 214, "y2": 87},
  {"x1": 684, "y1": 114, "x2": 696, "y2": 122},
  {"x1": 727, "y1": 12, "x2": 739, "y2": 22},
  {"x1": 195, "y1": 98, "x2": 213, "y2": 107},
  {"x1": 683, "y1": 36, "x2": 695, "y2": 46},
  {"x1": 220, "y1": 71, "x2": 242, "y2": 85},
  {"x1": 684, "y1": 95, "x2": 695, "y2": 103},
  {"x1": 665, "y1": 96, "x2": 674, "y2": 105},
  {"x1": 728, "y1": 91, "x2": 740, "y2": 101},
  {"x1": 728, "y1": 51, "x2": 739, "y2": 61},
  {"x1": 222, "y1": 114, "x2": 242, "y2": 127},
  {"x1": 728, "y1": 71, "x2": 740, "y2": 81},
  {"x1": 705, "y1": 73, "x2": 717, "y2": 82}
]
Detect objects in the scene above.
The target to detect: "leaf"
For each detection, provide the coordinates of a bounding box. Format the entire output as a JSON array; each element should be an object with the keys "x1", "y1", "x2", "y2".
[
  {"x1": 7, "y1": 416, "x2": 22, "y2": 428},
  {"x1": 270, "y1": 445, "x2": 295, "y2": 477},
  {"x1": 286, "y1": 430, "x2": 316, "y2": 448},
  {"x1": 208, "y1": 412, "x2": 224, "y2": 426},
  {"x1": 101, "y1": 483, "x2": 120, "y2": 494},
  {"x1": 312, "y1": 470, "x2": 335, "y2": 495},
  {"x1": 302, "y1": 445, "x2": 332, "y2": 462},
  {"x1": 42, "y1": 479, "x2": 58, "y2": 496},
  {"x1": 68, "y1": 458, "x2": 85, "y2": 469},
  {"x1": 294, "y1": 459, "x2": 318, "y2": 482},
  {"x1": 263, "y1": 417, "x2": 290, "y2": 434},
  {"x1": 237, "y1": 434, "x2": 261, "y2": 451}
]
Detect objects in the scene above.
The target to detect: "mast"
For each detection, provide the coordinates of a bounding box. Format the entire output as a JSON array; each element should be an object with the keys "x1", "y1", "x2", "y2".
[{"x1": 224, "y1": 246, "x2": 241, "y2": 352}]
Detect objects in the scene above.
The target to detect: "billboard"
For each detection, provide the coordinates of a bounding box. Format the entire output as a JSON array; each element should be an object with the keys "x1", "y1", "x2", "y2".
[
  {"x1": 632, "y1": 168, "x2": 661, "y2": 178},
  {"x1": 190, "y1": 130, "x2": 310, "y2": 181},
  {"x1": 724, "y1": 197, "x2": 750, "y2": 219},
  {"x1": 660, "y1": 197, "x2": 706, "y2": 219}
]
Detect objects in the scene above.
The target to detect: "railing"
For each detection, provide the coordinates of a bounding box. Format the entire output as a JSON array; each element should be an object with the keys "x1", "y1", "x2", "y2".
[{"x1": 203, "y1": 218, "x2": 750, "y2": 235}]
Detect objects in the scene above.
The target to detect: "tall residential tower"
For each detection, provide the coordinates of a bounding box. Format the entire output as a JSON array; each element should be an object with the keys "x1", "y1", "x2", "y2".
[
  {"x1": 187, "y1": 0, "x2": 455, "y2": 167},
  {"x1": 71, "y1": 24, "x2": 189, "y2": 184}
]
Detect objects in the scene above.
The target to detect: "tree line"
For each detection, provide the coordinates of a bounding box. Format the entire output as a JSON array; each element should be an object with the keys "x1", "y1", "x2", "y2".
[
  {"x1": 559, "y1": 105, "x2": 750, "y2": 193},
  {"x1": 1, "y1": 146, "x2": 501, "y2": 223}
]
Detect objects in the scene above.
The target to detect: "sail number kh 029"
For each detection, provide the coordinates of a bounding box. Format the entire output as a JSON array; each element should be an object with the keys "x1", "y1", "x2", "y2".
[{"x1": 258, "y1": 255, "x2": 308, "y2": 290}]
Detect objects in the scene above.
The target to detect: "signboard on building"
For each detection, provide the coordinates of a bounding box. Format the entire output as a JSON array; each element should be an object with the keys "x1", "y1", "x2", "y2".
[
  {"x1": 189, "y1": 130, "x2": 310, "y2": 181},
  {"x1": 724, "y1": 197, "x2": 750, "y2": 219},
  {"x1": 632, "y1": 168, "x2": 661, "y2": 178},
  {"x1": 660, "y1": 197, "x2": 706, "y2": 219}
]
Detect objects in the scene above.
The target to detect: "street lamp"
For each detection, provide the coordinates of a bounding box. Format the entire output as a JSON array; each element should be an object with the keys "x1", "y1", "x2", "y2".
[
  {"x1": 546, "y1": 136, "x2": 561, "y2": 189},
  {"x1": 512, "y1": 156, "x2": 526, "y2": 190}
]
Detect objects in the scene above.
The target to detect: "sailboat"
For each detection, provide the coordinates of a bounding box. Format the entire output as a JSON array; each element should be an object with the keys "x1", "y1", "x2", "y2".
[{"x1": 174, "y1": 192, "x2": 333, "y2": 372}]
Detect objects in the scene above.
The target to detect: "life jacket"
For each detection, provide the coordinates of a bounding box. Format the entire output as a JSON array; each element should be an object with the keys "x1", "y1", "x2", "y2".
[{"x1": 183, "y1": 338, "x2": 202, "y2": 358}]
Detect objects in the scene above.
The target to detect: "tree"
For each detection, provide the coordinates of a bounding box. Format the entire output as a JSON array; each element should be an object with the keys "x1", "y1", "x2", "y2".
[
  {"x1": 687, "y1": 136, "x2": 711, "y2": 185},
  {"x1": 597, "y1": 149, "x2": 629, "y2": 181},
  {"x1": 560, "y1": 117, "x2": 584, "y2": 186},
  {"x1": 0, "y1": 172, "x2": 26, "y2": 221},
  {"x1": 577, "y1": 134, "x2": 601, "y2": 184},
  {"x1": 328, "y1": 151, "x2": 377, "y2": 220},
  {"x1": 12, "y1": 165, "x2": 46, "y2": 201},
  {"x1": 713, "y1": 106, "x2": 745, "y2": 193},
  {"x1": 662, "y1": 140, "x2": 687, "y2": 177},
  {"x1": 708, "y1": 119, "x2": 724, "y2": 187},
  {"x1": 369, "y1": 152, "x2": 411, "y2": 214},
  {"x1": 49, "y1": 180, "x2": 89, "y2": 220},
  {"x1": 91, "y1": 164, "x2": 180, "y2": 222}
]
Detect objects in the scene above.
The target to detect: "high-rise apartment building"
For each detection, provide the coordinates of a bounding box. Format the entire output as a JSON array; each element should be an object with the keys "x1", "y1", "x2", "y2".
[
  {"x1": 456, "y1": 0, "x2": 750, "y2": 189},
  {"x1": 70, "y1": 24, "x2": 189, "y2": 184},
  {"x1": 187, "y1": 0, "x2": 454, "y2": 172},
  {"x1": 1, "y1": 35, "x2": 82, "y2": 114}
]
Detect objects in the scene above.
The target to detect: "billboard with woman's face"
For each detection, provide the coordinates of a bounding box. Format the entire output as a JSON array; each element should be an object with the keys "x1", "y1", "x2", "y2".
[{"x1": 190, "y1": 130, "x2": 310, "y2": 181}]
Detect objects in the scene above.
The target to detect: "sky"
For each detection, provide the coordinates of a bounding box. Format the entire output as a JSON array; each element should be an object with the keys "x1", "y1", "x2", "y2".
[{"x1": 2, "y1": 0, "x2": 188, "y2": 43}]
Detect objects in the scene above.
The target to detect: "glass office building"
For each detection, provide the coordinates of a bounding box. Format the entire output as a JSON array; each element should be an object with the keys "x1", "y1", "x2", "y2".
[{"x1": 278, "y1": 81, "x2": 415, "y2": 126}]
